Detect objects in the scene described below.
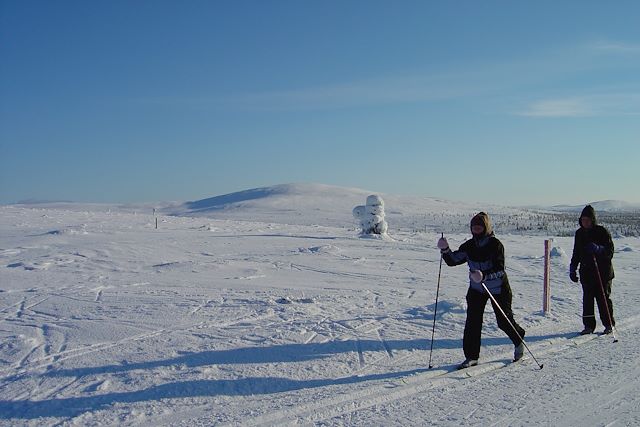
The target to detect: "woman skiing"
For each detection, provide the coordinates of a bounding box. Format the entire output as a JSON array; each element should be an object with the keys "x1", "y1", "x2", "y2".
[{"x1": 437, "y1": 212, "x2": 526, "y2": 369}]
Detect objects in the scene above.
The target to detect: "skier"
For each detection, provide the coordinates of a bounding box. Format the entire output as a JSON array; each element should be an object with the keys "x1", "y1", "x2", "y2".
[
  {"x1": 569, "y1": 205, "x2": 616, "y2": 335},
  {"x1": 437, "y1": 212, "x2": 526, "y2": 369}
]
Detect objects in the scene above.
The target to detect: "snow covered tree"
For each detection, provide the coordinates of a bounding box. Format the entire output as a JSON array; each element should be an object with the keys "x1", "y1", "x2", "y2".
[{"x1": 353, "y1": 195, "x2": 388, "y2": 235}]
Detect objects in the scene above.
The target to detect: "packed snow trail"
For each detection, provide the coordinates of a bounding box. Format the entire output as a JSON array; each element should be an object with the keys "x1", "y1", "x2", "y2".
[{"x1": 234, "y1": 314, "x2": 640, "y2": 426}]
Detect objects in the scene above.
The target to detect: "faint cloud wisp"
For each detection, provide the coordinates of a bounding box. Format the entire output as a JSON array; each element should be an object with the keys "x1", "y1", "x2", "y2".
[
  {"x1": 518, "y1": 98, "x2": 595, "y2": 118},
  {"x1": 590, "y1": 40, "x2": 640, "y2": 54},
  {"x1": 518, "y1": 93, "x2": 640, "y2": 118}
]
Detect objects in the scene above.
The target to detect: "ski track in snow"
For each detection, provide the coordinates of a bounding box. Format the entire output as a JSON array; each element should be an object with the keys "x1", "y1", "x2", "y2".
[
  {"x1": 278, "y1": 315, "x2": 640, "y2": 426},
  {"x1": 0, "y1": 204, "x2": 638, "y2": 426}
]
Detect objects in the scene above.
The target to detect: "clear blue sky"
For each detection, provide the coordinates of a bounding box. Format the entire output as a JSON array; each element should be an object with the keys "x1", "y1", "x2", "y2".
[{"x1": 1, "y1": 0, "x2": 639, "y2": 206}]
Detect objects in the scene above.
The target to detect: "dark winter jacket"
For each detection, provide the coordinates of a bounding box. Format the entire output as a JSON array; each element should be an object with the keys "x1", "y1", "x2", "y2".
[
  {"x1": 442, "y1": 212, "x2": 508, "y2": 294},
  {"x1": 570, "y1": 205, "x2": 615, "y2": 284}
]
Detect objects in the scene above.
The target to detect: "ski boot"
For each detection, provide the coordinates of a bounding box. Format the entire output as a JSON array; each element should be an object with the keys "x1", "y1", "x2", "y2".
[{"x1": 457, "y1": 358, "x2": 478, "y2": 370}]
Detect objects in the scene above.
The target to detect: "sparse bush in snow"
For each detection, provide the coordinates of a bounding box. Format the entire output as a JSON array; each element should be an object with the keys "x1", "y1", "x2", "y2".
[{"x1": 353, "y1": 195, "x2": 388, "y2": 235}]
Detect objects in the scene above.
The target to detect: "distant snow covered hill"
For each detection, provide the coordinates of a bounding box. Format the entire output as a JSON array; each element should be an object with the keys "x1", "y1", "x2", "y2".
[
  {"x1": 162, "y1": 183, "x2": 519, "y2": 231},
  {"x1": 163, "y1": 183, "x2": 372, "y2": 226},
  {"x1": 161, "y1": 183, "x2": 640, "y2": 236}
]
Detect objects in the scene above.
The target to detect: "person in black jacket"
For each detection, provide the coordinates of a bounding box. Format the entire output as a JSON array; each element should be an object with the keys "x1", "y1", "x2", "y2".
[
  {"x1": 437, "y1": 212, "x2": 526, "y2": 369},
  {"x1": 569, "y1": 205, "x2": 616, "y2": 335}
]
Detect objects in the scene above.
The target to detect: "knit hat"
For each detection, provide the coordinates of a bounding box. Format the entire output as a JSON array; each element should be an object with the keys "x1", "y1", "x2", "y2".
[
  {"x1": 579, "y1": 205, "x2": 597, "y2": 227},
  {"x1": 470, "y1": 212, "x2": 493, "y2": 236}
]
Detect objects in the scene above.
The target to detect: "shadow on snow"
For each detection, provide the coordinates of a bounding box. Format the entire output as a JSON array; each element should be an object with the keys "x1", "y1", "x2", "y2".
[
  {"x1": 1, "y1": 368, "x2": 433, "y2": 420},
  {"x1": 42, "y1": 332, "x2": 571, "y2": 380},
  {"x1": 1, "y1": 332, "x2": 575, "y2": 420}
]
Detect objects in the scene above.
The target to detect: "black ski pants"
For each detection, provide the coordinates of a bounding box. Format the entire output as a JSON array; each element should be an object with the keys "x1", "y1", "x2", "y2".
[
  {"x1": 463, "y1": 286, "x2": 525, "y2": 361},
  {"x1": 581, "y1": 279, "x2": 615, "y2": 330}
]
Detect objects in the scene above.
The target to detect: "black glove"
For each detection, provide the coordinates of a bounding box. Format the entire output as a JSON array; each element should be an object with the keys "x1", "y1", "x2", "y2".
[
  {"x1": 585, "y1": 242, "x2": 604, "y2": 255},
  {"x1": 569, "y1": 270, "x2": 578, "y2": 283}
]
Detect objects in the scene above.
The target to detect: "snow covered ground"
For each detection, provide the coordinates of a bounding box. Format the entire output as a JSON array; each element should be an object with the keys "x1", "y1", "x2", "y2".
[{"x1": 1, "y1": 185, "x2": 639, "y2": 426}]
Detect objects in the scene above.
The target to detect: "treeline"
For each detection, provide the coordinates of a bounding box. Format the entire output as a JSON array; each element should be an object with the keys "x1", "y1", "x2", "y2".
[{"x1": 396, "y1": 211, "x2": 640, "y2": 237}]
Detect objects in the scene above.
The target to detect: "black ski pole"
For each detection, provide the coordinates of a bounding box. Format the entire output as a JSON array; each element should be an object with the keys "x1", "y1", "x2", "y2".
[
  {"x1": 592, "y1": 254, "x2": 618, "y2": 343},
  {"x1": 428, "y1": 233, "x2": 444, "y2": 369},
  {"x1": 480, "y1": 282, "x2": 544, "y2": 369}
]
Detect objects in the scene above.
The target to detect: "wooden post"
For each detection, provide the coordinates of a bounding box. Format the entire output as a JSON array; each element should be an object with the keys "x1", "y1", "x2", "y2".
[{"x1": 543, "y1": 239, "x2": 551, "y2": 314}]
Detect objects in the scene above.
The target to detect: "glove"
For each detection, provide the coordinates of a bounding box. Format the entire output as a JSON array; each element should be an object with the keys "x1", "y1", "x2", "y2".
[
  {"x1": 469, "y1": 270, "x2": 484, "y2": 283},
  {"x1": 437, "y1": 237, "x2": 449, "y2": 251},
  {"x1": 586, "y1": 242, "x2": 604, "y2": 255},
  {"x1": 569, "y1": 270, "x2": 578, "y2": 283}
]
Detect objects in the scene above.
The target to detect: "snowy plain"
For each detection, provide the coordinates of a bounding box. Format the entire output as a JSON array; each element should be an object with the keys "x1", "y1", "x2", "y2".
[{"x1": 1, "y1": 184, "x2": 639, "y2": 426}]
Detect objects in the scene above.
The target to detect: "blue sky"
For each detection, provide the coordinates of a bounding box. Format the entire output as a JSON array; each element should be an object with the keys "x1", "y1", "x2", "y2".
[{"x1": 1, "y1": 0, "x2": 639, "y2": 206}]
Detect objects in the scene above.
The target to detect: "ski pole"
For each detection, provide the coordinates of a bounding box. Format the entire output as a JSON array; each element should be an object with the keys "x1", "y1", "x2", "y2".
[
  {"x1": 591, "y1": 254, "x2": 618, "y2": 343},
  {"x1": 428, "y1": 233, "x2": 444, "y2": 369},
  {"x1": 481, "y1": 282, "x2": 544, "y2": 369}
]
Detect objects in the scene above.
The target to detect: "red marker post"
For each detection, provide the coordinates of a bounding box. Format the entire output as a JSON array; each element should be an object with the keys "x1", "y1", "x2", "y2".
[{"x1": 543, "y1": 239, "x2": 551, "y2": 314}]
